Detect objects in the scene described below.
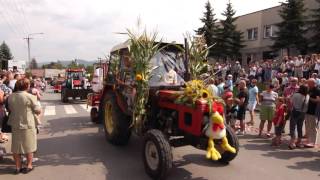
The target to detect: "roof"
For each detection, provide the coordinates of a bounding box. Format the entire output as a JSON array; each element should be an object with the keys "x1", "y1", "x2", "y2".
[
  {"x1": 110, "y1": 40, "x2": 130, "y2": 53},
  {"x1": 236, "y1": 5, "x2": 281, "y2": 19},
  {"x1": 66, "y1": 68, "x2": 85, "y2": 72},
  {"x1": 110, "y1": 40, "x2": 184, "y2": 54}
]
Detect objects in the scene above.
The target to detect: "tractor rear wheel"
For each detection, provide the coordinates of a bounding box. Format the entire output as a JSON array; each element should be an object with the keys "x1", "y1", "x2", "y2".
[
  {"x1": 218, "y1": 125, "x2": 239, "y2": 163},
  {"x1": 143, "y1": 129, "x2": 172, "y2": 180},
  {"x1": 61, "y1": 89, "x2": 68, "y2": 103},
  {"x1": 102, "y1": 92, "x2": 131, "y2": 146}
]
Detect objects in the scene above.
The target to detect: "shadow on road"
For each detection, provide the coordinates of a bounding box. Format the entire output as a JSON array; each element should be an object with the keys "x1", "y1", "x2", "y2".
[
  {"x1": 42, "y1": 98, "x2": 87, "y2": 106},
  {"x1": 42, "y1": 116, "x2": 96, "y2": 135},
  {"x1": 24, "y1": 115, "x2": 210, "y2": 180},
  {"x1": 240, "y1": 134, "x2": 320, "y2": 174}
]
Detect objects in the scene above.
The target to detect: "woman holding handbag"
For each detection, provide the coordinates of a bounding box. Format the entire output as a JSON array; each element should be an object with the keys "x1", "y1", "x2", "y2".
[
  {"x1": 288, "y1": 85, "x2": 309, "y2": 149},
  {"x1": 7, "y1": 78, "x2": 41, "y2": 174},
  {"x1": 0, "y1": 88, "x2": 8, "y2": 142}
]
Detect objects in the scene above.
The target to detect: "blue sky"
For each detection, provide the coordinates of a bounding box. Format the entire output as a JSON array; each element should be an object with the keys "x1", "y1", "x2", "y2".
[{"x1": 0, "y1": 0, "x2": 285, "y2": 62}]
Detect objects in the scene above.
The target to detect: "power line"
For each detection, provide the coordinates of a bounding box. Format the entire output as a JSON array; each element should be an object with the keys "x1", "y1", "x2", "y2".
[
  {"x1": 12, "y1": 0, "x2": 32, "y2": 34},
  {"x1": 0, "y1": 0, "x2": 26, "y2": 36},
  {"x1": 2, "y1": 0, "x2": 28, "y2": 35}
]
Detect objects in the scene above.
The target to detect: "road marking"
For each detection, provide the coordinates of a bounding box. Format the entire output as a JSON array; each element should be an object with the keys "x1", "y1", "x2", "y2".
[
  {"x1": 44, "y1": 106, "x2": 56, "y2": 116},
  {"x1": 64, "y1": 105, "x2": 77, "y2": 114},
  {"x1": 80, "y1": 104, "x2": 90, "y2": 112}
]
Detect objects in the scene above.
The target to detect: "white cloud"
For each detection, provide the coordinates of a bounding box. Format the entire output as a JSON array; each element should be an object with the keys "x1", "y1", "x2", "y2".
[{"x1": 0, "y1": 0, "x2": 284, "y2": 62}]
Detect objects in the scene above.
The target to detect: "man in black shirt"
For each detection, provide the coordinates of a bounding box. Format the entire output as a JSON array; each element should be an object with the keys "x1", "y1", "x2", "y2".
[
  {"x1": 305, "y1": 79, "x2": 319, "y2": 148},
  {"x1": 235, "y1": 80, "x2": 249, "y2": 135}
]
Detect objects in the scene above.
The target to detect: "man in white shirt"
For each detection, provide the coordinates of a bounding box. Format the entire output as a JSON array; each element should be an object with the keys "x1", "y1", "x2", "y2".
[
  {"x1": 207, "y1": 78, "x2": 218, "y2": 96},
  {"x1": 294, "y1": 56, "x2": 304, "y2": 78},
  {"x1": 9, "y1": 74, "x2": 21, "y2": 90}
]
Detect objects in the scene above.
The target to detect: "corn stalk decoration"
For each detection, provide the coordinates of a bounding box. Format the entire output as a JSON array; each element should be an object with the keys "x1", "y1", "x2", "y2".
[
  {"x1": 126, "y1": 29, "x2": 163, "y2": 133},
  {"x1": 175, "y1": 35, "x2": 224, "y2": 107},
  {"x1": 186, "y1": 34, "x2": 212, "y2": 80}
]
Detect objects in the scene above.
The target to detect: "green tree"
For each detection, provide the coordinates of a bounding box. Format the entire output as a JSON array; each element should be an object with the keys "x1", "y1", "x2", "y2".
[
  {"x1": 272, "y1": 0, "x2": 308, "y2": 55},
  {"x1": 215, "y1": 2, "x2": 245, "y2": 60},
  {"x1": 0, "y1": 41, "x2": 13, "y2": 70},
  {"x1": 42, "y1": 61, "x2": 65, "y2": 69},
  {"x1": 29, "y1": 57, "x2": 38, "y2": 69},
  {"x1": 309, "y1": 0, "x2": 320, "y2": 52},
  {"x1": 195, "y1": 1, "x2": 218, "y2": 57},
  {"x1": 68, "y1": 60, "x2": 85, "y2": 69},
  {"x1": 85, "y1": 65, "x2": 94, "y2": 81}
]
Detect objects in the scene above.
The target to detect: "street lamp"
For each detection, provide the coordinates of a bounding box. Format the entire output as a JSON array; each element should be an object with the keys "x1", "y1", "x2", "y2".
[{"x1": 24, "y1": 32, "x2": 44, "y2": 69}]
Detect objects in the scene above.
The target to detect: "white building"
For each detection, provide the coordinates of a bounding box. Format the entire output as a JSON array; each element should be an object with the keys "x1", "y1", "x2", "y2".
[{"x1": 8, "y1": 59, "x2": 26, "y2": 73}]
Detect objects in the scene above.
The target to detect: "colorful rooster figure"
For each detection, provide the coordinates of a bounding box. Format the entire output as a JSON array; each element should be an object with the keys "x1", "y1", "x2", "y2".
[{"x1": 205, "y1": 112, "x2": 236, "y2": 160}]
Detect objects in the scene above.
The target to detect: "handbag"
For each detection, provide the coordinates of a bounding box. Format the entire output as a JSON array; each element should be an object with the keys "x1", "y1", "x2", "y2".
[
  {"x1": 1, "y1": 114, "x2": 11, "y2": 133},
  {"x1": 1, "y1": 99, "x2": 11, "y2": 133}
]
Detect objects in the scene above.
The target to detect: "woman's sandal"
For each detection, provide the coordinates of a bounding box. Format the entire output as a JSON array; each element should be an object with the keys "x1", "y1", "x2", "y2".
[
  {"x1": 288, "y1": 143, "x2": 296, "y2": 150},
  {"x1": 22, "y1": 167, "x2": 34, "y2": 174},
  {"x1": 13, "y1": 168, "x2": 25, "y2": 175}
]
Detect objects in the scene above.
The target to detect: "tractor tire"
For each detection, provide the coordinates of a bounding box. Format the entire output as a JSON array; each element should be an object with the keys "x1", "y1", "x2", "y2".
[
  {"x1": 61, "y1": 89, "x2": 68, "y2": 103},
  {"x1": 102, "y1": 92, "x2": 131, "y2": 146},
  {"x1": 143, "y1": 129, "x2": 172, "y2": 180},
  {"x1": 90, "y1": 107, "x2": 99, "y2": 123},
  {"x1": 218, "y1": 125, "x2": 239, "y2": 163}
]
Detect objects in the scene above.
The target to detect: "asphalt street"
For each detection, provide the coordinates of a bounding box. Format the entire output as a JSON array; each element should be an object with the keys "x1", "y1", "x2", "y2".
[{"x1": 0, "y1": 90, "x2": 319, "y2": 180}]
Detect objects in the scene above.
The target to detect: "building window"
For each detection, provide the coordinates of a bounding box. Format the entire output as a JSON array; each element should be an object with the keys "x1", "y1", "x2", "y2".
[
  {"x1": 264, "y1": 25, "x2": 276, "y2": 38},
  {"x1": 247, "y1": 28, "x2": 258, "y2": 40}
]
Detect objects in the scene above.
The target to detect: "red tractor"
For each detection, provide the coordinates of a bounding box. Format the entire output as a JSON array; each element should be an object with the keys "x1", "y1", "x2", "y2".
[
  {"x1": 87, "y1": 62, "x2": 108, "y2": 123},
  {"x1": 61, "y1": 68, "x2": 92, "y2": 103},
  {"x1": 97, "y1": 41, "x2": 239, "y2": 179}
]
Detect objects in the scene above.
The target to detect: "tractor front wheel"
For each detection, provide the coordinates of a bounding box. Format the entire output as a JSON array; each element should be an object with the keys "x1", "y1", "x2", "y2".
[
  {"x1": 143, "y1": 129, "x2": 172, "y2": 180},
  {"x1": 102, "y1": 92, "x2": 131, "y2": 146},
  {"x1": 217, "y1": 125, "x2": 239, "y2": 163}
]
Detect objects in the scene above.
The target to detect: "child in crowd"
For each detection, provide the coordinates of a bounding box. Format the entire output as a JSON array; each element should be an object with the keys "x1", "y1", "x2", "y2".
[
  {"x1": 225, "y1": 97, "x2": 238, "y2": 130},
  {"x1": 272, "y1": 97, "x2": 287, "y2": 146},
  {"x1": 29, "y1": 81, "x2": 42, "y2": 127}
]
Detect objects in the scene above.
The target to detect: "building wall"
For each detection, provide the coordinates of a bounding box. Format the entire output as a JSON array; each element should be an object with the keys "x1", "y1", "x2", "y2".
[
  {"x1": 31, "y1": 69, "x2": 45, "y2": 77},
  {"x1": 8, "y1": 60, "x2": 26, "y2": 73},
  {"x1": 235, "y1": 0, "x2": 317, "y2": 65}
]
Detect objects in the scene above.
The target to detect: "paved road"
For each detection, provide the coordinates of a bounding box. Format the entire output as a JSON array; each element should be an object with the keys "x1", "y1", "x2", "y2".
[{"x1": 0, "y1": 91, "x2": 319, "y2": 180}]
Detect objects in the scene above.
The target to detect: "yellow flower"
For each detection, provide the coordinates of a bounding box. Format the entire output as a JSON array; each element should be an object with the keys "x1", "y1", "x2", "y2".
[
  {"x1": 201, "y1": 89, "x2": 210, "y2": 99},
  {"x1": 136, "y1": 74, "x2": 143, "y2": 81}
]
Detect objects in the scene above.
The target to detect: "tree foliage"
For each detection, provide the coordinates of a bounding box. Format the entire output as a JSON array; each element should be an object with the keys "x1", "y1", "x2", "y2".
[
  {"x1": 42, "y1": 61, "x2": 65, "y2": 69},
  {"x1": 272, "y1": 0, "x2": 308, "y2": 55},
  {"x1": 215, "y1": 2, "x2": 245, "y2": 60},
  {"x1": 0, "y1": 41, "x2": 13, "y2": 61},
  {"x1": 29, "y1": 57, "x2": 38, "y2": 69},
  {"x1": 309, "y1": 0, "x2": 320, "y2": 52},
  {"x1": 0, "y1": 41, "x2": 13, "y2": 70},
  {"x1": 195, "y1": 1, "x2": 218, "y2": 57},
  {"x1": 67, "y1": 59, "x2": 85, "y2": 69}
]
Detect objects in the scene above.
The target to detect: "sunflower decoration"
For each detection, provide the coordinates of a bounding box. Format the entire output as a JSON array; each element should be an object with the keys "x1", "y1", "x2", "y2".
[
  {"x1": 135, "y1": 74, "x2": 143, "y2": 81},
  {"x1": 175, "y1": 80, "x2": 213, "y2": 107}
]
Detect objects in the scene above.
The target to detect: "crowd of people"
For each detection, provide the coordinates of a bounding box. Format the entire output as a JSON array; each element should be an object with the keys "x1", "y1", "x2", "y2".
[
  {"x1": 0, "y1": 70, "x2": 44, "y2": 174},
  {"x1": 209, "y1": 54, "x2": 320, "y2": 149}
]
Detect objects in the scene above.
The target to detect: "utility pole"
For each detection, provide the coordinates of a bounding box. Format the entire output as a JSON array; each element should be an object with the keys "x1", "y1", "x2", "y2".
[
  {"x1": 24, "y1": 36, "x2": 32, "y2": 68},
  {"x1": 24, "y1": 32, "x2": 44, "y2": 69}
]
